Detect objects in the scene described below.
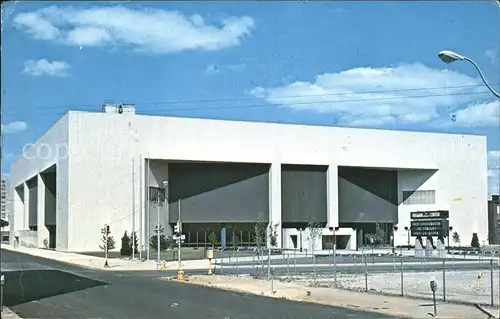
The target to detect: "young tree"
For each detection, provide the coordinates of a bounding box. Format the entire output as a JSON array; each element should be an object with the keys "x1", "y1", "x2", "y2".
[
  {"x1": 452, "y1": 231, "x2": 460, "y2": 246},
  {"x1": 308, "y1": 216, "x2": 323, "y2": 285},
  {"x1": 307, "y1": 216, "x2": 323, "y2": 253},
  {"x1": 120, "y1": 231, "x2": 131, "y2": 256},
  {"x1": 149, "y1": 225, "x2": 167, "y2": 251},
  {"x1": 129, "y1": 230, "x2": 139, "y2": 255},
  {"x1": 208, "y1": 231, "x2": 217, "y2": 249},
  {"x1": 99, "y1": 225, "x2": 116, "y2": 252},
  {"x1": 471, "y1": 233, "x2": 480, "y2": 248},
  {"x1": 254, "y1": 212, "x2": 268, "y2": 249},
  {"x1": 487, "y1": 233, "x2": 493, "y2": 244},
  {"x1": 268, "y1": 222, "x2": 279, "y2": 247},
  {"x1": 230, "y1": 233, "x2": 240, "y2": 250}
]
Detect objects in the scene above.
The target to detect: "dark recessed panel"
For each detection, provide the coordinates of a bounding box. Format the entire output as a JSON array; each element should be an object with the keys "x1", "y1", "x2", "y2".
[
  {"x1": 168, "y1": 162, "x2": 270, "y2": 223},
  {"x1": 281, "y1": 164, "x2": 327, "y2": 224},
  {"x1": 338, "y1": 167, "x2": 398, "y2": 223}
]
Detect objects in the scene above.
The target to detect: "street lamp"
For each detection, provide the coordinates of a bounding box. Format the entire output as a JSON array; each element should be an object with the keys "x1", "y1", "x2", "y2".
[
  {"x1": 438, "y1": 50, "x2": 500, "y2": 99},
  {"x1": 156, "y1": 181, "x2": 168, "y2": 268},
  {"x1": 447, "y1": 226, "x2": 453, "y2": 252},
  {"x1": 404, "y1": 226, "x2": 410, "y2": 250},
  {"x1": 392, "y1": 226, "x2": 398, "y2": 255}
]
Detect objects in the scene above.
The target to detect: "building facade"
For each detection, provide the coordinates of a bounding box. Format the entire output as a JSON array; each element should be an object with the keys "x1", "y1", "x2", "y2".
[
  {"x1": 1, "y1": 174, "x2": 10, "y2": 241},
  {"x1": 9, "y1": 105, "x2": 489, "y2": 252},
  {"x1": 1, "y1": 174, "x2": 6, "y2": 220},
  {"x1": 488, "y1": 195, "x2": 500, "y2": 245}
]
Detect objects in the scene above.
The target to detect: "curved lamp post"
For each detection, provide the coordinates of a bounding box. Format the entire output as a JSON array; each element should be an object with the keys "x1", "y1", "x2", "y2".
[{"x1": 438, "y1": 50, "x2": 500, "y2": 99}]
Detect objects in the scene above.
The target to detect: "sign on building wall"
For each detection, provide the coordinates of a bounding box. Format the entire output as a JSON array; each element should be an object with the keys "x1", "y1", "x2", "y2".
[{"x1": 410, "y1": 210, "x2": 449, "y2": 219}]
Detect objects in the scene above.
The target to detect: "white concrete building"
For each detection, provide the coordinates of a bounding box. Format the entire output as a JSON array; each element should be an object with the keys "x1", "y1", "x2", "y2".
[
  {"x1": 1, "y1": 173, "x2": 10, "y2": 241},
  {"x1": 9, "y1": 104, "x2": 489, "y2": 252},
  {"x1": 1, "y1": 174, "x2": 7, "y2": 220}
]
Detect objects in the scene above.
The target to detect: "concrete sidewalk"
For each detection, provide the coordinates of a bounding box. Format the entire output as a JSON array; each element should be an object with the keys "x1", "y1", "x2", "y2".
[
  {"x1": 2, "y1": 245, "x2": 496, "y2": 272},
  {"x1": 0, "y1": 245, "x2": 211, "y2": 271},
  {"x1": 170, "y1": 275, "x2": 500, "y2": 319},
  {"x1": 1, "y1": 307, "x2": 22, "y2": 319}
]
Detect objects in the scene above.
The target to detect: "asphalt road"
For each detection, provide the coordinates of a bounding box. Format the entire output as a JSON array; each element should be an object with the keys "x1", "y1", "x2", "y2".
[{"x1": 0, "y1": 249, "x2": 393, "y2": 319}]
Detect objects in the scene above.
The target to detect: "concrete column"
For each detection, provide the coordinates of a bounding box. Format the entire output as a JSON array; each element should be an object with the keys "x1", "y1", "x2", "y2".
[
  {"x1": 221, "y1": 223, "x2": 227, "y2": 250},
  {"x1": 37, "y1": 175, "x2": 49, "y2": 248},
  {"x1": 268, "y1": 163, "x2": 282, "y2": 248},
  {"x1": 23, "y1": 183, "x2": 29, "y2": 230},
  {"x1": 415, "y1": 236, "x2": 424, "y2": 257},
  {"x1": 327, "y1": 165, "x2": 339, "y2": 228},
  {"x1": 13, "y1": 186, "x2": 24, "y2": 233},
  {"x1": 425, "y1": 237, "x2": 433, "y2": 257}
]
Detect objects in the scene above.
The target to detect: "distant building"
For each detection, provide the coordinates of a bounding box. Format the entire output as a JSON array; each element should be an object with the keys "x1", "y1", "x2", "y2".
[
  {"x1": 1, "y1": 174, "x2": 6, "y2": 220},
  {"x1": 1, "y1": 173, "x2": 9, "y2": 241},
  {"x1": 9, "y1": 103, "x2": 489, "y2": 252},
  {"x1": 488, "y1": 195, "x2": 500, "y2": 244}
]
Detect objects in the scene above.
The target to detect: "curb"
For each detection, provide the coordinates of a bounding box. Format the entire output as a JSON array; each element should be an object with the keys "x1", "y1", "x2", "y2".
[
  {"x1": 1, "y1": 307, "x2": 22, "y2": 319},
  {"x1": 1, "y1": 246, "x2": 208, "y2": 272},
  {"x1": 1, "y1": 247, "x2": 97, "y2": 271},
  {"x1": 160, "y1": 275, "x2": 417, "y2": 319},
  {"x1": 338, "y1": 286, "x2": 500, "y2": 310}
]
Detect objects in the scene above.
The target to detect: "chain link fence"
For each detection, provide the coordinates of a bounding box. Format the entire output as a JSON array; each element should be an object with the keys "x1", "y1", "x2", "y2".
[{"x1": 210, "y1": 248, "x2": 499, "y2": 307}]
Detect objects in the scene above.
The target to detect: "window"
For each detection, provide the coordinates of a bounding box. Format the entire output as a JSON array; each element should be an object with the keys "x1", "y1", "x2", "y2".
[{"x1": 402, "y1": 190, "x2": 436, "y2": 205}]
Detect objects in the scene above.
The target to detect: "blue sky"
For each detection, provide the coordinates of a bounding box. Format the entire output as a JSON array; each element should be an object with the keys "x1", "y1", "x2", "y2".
[{"x1": 1, "y1": 1, "x2": 499, "y2": 195}]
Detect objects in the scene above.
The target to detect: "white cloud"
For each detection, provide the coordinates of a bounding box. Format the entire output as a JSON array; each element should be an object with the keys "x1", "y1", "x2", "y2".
[
  {"x1": 1, "y1": 121, "x2": 27, "y2": 134},
  {"x1": 23, "y1": 59, "x2": 71, "y2": 77},
  {"x1": 485, "y1": 49, "x2": 499, "y2": 66},
  {"x1": 13, "y1": 6, "x2": 255, "y2": 54},
  {"x1": 450, "y1": 100, "x2": 499, "y2": 127},
  {"x1": 250, "y1": 63, "x2": 492, "y2": 127},
  {"x1": 488, "y1": 150, "x2": 499, "y2": 197}
]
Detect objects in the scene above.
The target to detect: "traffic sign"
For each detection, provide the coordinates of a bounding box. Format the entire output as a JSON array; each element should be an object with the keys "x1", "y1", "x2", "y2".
[{"x1": 173, "y1": 234, "x2": 186, "y2": 241}]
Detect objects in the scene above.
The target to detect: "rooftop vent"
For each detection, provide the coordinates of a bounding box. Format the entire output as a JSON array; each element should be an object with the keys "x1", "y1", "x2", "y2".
[{"x1": 101, "y1": 102, "x2": 135, "y2": 115}]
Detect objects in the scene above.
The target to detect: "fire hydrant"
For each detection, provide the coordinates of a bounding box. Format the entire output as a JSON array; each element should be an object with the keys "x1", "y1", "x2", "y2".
[
  {"x1": 161, "y1": 260, "x2": 167, "y2": 271},
  {"x1": 177, "y1": 269, "x2": 184, "y2": 281}
]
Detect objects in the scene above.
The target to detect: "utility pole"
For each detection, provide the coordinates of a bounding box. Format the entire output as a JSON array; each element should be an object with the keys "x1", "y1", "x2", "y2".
[
  {"x1": 139, "y1": 155, "x2": 143, "y2": 260},
  {"x1": 178, "y1": 200, "x2": 181, "y2": 269},
  {"x1": 104, "y1": 224, "x2": 110, "y2": 268},
  {"x1": 132, "y1": 158, "x2": 135, "y2": 260},
  {"x1": 156, "y1": 189, "x2": 161, "y2": 268},
  {"x1": 176, "y1": 200, "x2": 183, "y2": 280},
  {"x1": 156, "y1": 181, "x2": 168, "y2": 268},
  {"x1": 146, "y1": 155, "x2": 150, "y2": 261}
]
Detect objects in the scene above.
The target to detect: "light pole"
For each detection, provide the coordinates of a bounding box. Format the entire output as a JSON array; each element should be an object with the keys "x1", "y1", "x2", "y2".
[
  {"x1": 176, "y1": 200, "x2": 184, "y2": 280},
  {"x1": 392, "y1": 226, "x2": 398, "y2": 255},
  {"x1": 1, "y1": 274, "x2": 4, "y2": 313},
  {"x1": 447, "y1": 226, "x2": 453, "y2": 253},
  {"x1": 156, "y1": 181, "x2": 168, "y2": 268},
  {"x1": 438, "y1": 50, "x2": 500, "y2": 99},
  {"x1": 404, "y1": 226, "x2": 410, "y2": 250}
]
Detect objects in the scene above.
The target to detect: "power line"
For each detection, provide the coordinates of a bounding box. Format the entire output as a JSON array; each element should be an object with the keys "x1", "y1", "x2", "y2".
[
  {"x1": 2, "y1": 83, "x2": 496, "y2": 115},
  {"x1": 2, "y1": 90, "x2": 493, "y2": 117}
]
